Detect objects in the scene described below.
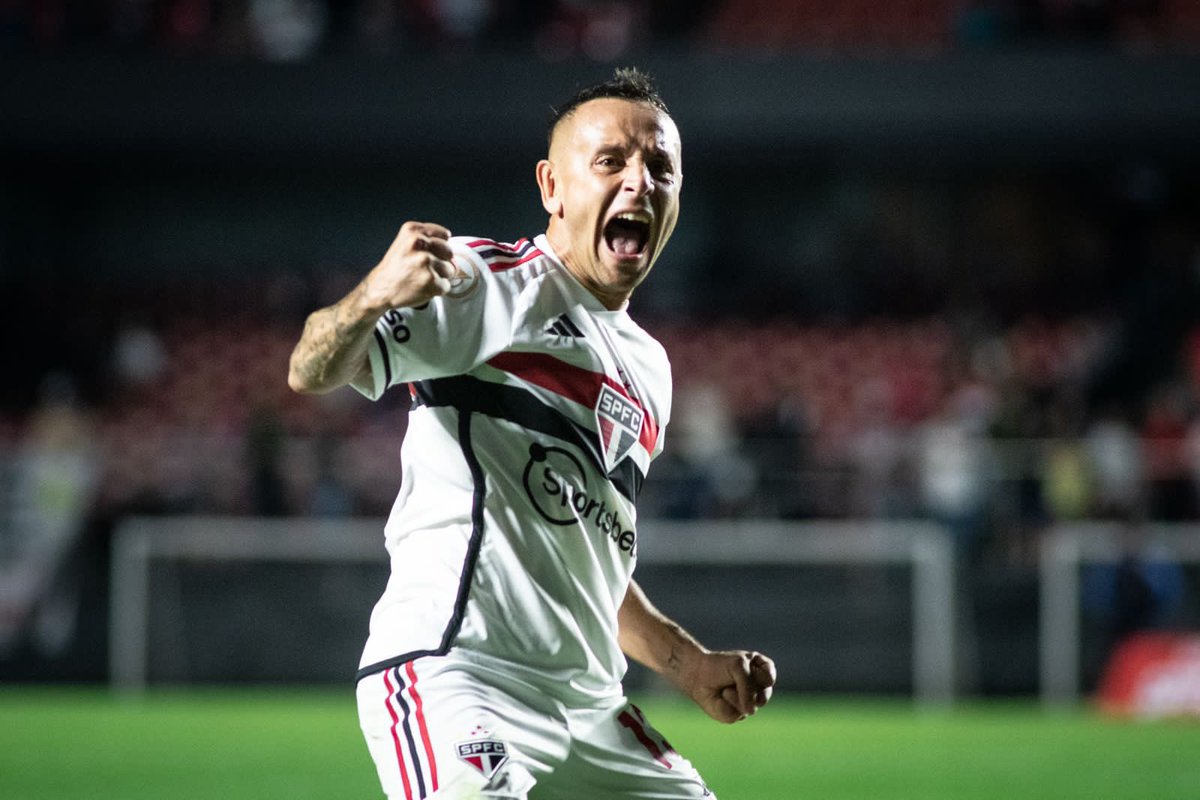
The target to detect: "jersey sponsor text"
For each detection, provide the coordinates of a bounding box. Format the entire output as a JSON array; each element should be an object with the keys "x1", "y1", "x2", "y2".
[{"x1": 522, "y1": 443, "x2": 636, "y2": 556}]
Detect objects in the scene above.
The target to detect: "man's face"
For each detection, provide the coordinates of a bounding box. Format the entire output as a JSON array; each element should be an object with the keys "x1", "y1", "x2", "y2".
[{"x1": 537, "y1": 98, "x2": 682, "y2": 309}]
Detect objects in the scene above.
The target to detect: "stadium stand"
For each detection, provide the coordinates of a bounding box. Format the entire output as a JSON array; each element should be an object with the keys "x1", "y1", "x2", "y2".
[
  {"x1": 2, "y1": 0, "x2": 1198, "y2": 58},
  {"x1": 48, "y1": 307, "x2": 1194, "y2": 528}
]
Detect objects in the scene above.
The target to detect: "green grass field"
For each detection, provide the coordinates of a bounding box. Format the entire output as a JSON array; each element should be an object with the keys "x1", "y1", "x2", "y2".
[{"x1": 2, "y1": 688, "x2": 1198, "y2": 799}]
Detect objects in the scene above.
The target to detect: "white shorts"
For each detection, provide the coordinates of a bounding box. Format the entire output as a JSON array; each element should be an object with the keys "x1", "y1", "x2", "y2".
[{"x1": 356, "y1": 652, "x2": 715, "y2": 800}]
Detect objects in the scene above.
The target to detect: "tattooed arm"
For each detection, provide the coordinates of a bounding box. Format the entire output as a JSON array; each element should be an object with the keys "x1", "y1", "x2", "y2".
[
  {"x1": 617, "y1": 579, "x2": 776, "y2": 724},
  {"x1": 288, "y1": 221, "x2": 458, "y2": 395}
]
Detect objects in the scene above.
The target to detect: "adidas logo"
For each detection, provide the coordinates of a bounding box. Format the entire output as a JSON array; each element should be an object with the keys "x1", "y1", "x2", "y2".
[{"x1": 546, "y1": 314, "x2": 584, "y2": 338}]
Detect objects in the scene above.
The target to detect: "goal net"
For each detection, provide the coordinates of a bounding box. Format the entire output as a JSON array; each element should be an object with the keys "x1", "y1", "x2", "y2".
[{"x1": 110, "y1": 517, "x2": 955, "y2": 702}]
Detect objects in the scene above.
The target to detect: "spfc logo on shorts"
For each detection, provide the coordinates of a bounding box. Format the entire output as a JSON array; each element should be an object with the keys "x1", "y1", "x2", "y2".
[
  {"x1": 456, "y1": 739, "x2": 509, "y2": 779},
  {"x1": 596, "y1": 383, "x2": 643, "y2": 472}
]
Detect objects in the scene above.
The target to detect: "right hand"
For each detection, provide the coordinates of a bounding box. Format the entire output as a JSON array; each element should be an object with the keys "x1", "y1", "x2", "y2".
[
  {"x1": 359, "y1": 221, "x2": 459, "y2": 313},
  {"x1": 679, "y1": 649, "x2": 777, "y2": 724}
]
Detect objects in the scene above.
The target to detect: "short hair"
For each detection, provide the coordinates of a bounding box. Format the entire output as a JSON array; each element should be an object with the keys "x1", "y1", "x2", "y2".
[{"x1": 548, "y1": 67, "x2": 670, "y2": 145}]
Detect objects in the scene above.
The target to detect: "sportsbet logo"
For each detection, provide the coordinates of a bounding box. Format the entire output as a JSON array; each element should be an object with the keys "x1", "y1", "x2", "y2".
[{"x1": 521, "y1": 443, "x2": 637, "y2": 556}]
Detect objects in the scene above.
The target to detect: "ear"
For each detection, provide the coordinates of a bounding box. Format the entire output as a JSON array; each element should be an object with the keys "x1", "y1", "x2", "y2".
[{"x1": 536, "y1": 160, "x2": 563, "y2": 217}]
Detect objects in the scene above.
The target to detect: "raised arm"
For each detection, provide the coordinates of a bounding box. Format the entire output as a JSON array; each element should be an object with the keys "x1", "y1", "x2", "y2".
[
  {"x1": 288, "y1": 221, "x2": 459, "y2": 395},
  {"x1": 618, "y1": 578, "x2": 776, "y2": 724}
]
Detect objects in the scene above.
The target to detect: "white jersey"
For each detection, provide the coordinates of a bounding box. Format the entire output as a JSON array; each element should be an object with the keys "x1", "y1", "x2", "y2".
[{"x1": 353, "y1": 233, "x2": 672, "y2": 705}]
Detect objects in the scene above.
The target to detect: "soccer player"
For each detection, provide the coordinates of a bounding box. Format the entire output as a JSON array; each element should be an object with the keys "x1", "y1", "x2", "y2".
[{"x1": 288, "y1": 68, "x2": 776, "y2": 800}]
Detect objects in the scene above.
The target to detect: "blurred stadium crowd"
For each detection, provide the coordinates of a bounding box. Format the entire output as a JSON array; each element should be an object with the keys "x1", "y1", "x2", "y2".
[
  {"x1": 2, "y1": 0, "x2": 1199, "y2": 60},
  {"x1": 6, "y1": 166, "x2": 1199, "y2": 570}
]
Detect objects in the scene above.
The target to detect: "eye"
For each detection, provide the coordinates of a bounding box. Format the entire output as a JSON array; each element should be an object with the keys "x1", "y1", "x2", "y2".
[
  {"x1": 595, "y1": 155, "x2": 623, "y2": 170},
  {"x1": 649, "y1": 159, "x2": 675, "y2": 182}
]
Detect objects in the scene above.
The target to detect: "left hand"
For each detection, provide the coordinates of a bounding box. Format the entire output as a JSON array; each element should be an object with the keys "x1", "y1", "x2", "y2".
[{"x1": 681, "y1": 650, "x2": 777, "y2": 724}]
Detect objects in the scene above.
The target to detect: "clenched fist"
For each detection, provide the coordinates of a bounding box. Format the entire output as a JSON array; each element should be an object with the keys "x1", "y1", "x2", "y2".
[
  {"x1": 688, "y1": 650, "x2": 778, "y2": 724},
  {"x1": 359, "y1": 221, "x2": 461, "y2": 314}
]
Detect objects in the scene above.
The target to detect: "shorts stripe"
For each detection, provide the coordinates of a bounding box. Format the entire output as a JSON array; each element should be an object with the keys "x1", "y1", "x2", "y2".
[
  {"x1": 618, "y1": 709, "x2": 672, "y2": 769},
  {"x1": 392, "y1": 667, "x2": 428, "y2": 798},
  {"x1": 381, "y1": 669, "x2": 415, "y2": 800},
  {"x1": 405, "y1": 661, "x2": 440, "y2": 792}
]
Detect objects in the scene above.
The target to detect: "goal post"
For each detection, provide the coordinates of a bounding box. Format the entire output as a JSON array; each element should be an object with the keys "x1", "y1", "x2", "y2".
[
  {"x1": 109, "y1": 516, "x2": 383, "y2": 693},
  {"x1": 1039, "y1": 522, "x2": 1200, "y2": 707},
  {"x1": 636, "y1": 520, "x2": 957, "y2": 705},
  {"x1": 110, "y1": 517, "x2": 957, "y2": 703}
]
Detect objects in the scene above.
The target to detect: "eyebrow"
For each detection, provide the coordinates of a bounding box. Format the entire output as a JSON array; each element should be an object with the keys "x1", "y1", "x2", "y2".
[
  {"x1": 592, "y1": 140, "x2": 676, "y2": 162},
  {"x1": 593, "y1": 142, "x2": 625, "y2": 153}
]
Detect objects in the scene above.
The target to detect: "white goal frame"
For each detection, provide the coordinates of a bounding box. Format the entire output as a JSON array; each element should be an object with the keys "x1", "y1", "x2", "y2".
[
  {"x1": 1039, "y1": 522, "x2": 1200, "y2": 707},
  {"x1": 110, "y1": 517, "x2": 957, "y2": 703}
]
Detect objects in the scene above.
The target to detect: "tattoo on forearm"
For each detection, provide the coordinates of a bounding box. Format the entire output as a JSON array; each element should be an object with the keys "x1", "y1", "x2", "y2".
[
  {"x1": 291, "y1": 285, "x2": 375, "y2": 388},
  {"x1": 667, "y1": 645, "x2": 681, "y2": 675}
]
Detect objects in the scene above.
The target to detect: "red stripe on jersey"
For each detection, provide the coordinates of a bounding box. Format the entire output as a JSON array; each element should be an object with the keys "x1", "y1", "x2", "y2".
[
  {"x1": 382, "y1": 669, "x2": 415, "y2": 800},
  {"x1": 405, "y1": 661, "x2": 439, "y2": 792},
  {"x1": 486, "y1": 351, "x2": 659, "y2": 453},
  {"x1": 465, "y1": 238, "x2": 543, "y2": 272},
  {"x1": 465, "y1": 237, "x2": 529, "y2": 253},
  {"x1": 485, "y1": 248, "x2": 543, "y2": 271}
]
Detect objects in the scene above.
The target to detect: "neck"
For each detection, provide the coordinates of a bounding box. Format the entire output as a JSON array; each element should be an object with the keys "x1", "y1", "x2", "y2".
[{"x1": 544, "y1": 226, "x2": 631, "y2": 311}]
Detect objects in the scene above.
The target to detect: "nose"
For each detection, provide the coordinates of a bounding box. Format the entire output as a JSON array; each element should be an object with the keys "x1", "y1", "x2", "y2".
[{"x1": 621, "y1": 160, "x2": 654, "y2": 196}]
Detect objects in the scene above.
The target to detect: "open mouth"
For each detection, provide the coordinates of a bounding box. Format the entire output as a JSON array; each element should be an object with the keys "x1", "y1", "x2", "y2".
[{"x1": 603, "y1": 215, "x2": 651, "y2": 259}]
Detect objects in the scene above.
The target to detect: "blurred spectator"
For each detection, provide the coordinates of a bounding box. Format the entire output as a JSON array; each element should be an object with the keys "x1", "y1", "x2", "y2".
[
  {"x1": 310, "y1": 429, "x2": 355, "y2": 516},
  {"x1": 1141, "y1": 381, "x2": 1196, "y2": 520},
  {"x1": 743, "y1": 394, "x2": 813, "y2": 519},
  {"x1": 110, "y1": 320, "x2": 168, "y2": 393},
  {"x1": 432, "y1": 0, "x2": 492, "y2": 43},
  {"x1": 1085, "y1": 405, "x2": 1145, "y2": 518},
  {"x1": 847, "y1": 377, "x2": 907, "y2": 519},
  {"x1": 535, "y1": 0, "x2": 642, "y2": 61},
  {"x1": 8, "y1": 373, "x2": 96, "y2": 553},
  {"x1": 918, "y1": 385, "x2": 998, "y2": 557},
  {"x1": 1185, "y1": 409, "x2": 1200, "y2": 509},
  {"x1": 245, "y1": 406, "x2": 288, "y2": 515},
  {"x1": 305, "y1": 389, "x2": 361, "y2": 516},
  {"x1": 1041, "y1": 393, "x2": 1092, "y2": 521},
  {"x1": 0, "y1": 0, "x2": 1192, "y2": 56},
  {"x1": 1042, "y1": 439, "x2": 1092, "y2": 521},
  {"x1": 666, "y1": 382, "x2": 757, "y2": 518},
  {"x1": 249, "y1": 0, "x2": 327, "y2": 60},
  {"x1": 1, "y1": 372, "x2": 97, "y2": 656}
]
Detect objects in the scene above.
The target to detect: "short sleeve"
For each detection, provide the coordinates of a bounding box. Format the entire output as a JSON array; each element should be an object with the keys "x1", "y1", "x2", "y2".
[{"x1": 352, "y1": 239, "x2": 516, "y2": 400}]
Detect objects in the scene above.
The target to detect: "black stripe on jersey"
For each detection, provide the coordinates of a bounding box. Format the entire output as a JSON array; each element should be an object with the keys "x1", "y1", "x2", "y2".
[
  {"x1": 373, "y1": 328, "x2": 392, "y2": 388},
  {"x1": 440, "y1": 410, "x2": 487, "y2": 652},
  {"x1": 473, "y1": 240, "x2": 534, "y2": 261},
  {"x1": 354, "y1": 410, "x2": 489, "y2": 683},
  {"x1": 411, "y1": 374, "x2": 644, "y2": 502},
  {"x1": 392, "y1": 666, "x2": 428, "y2": 799}
]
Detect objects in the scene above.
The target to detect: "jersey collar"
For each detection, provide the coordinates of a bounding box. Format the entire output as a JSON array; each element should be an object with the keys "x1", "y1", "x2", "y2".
[{"x1": 534, "y1": 233, "x2": 633, "y2": 320}]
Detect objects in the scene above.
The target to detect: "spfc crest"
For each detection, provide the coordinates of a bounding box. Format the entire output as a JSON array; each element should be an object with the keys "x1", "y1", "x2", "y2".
[
  {"x1": 456, "y1": 739, "x2": 509, "y2": 779},
  {"x1": 595, "y1": 383, "x2": 643, "y2": 472}
]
